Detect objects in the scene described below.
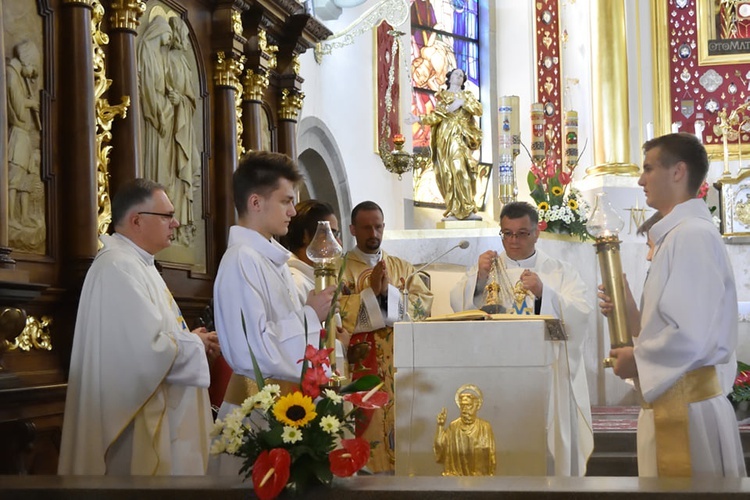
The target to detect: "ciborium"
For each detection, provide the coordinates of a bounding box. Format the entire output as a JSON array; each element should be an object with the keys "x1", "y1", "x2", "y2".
[
  {"x1": 586, "y1": 192, "x2": 631, "y2": 368},
  {"x1": 306, "y1": 221, "x2": 343, "y2": 378}
]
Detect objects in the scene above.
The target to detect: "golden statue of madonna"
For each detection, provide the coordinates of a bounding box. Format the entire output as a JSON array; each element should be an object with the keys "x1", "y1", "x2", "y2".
[
  {"x1": 415, "y1": 68, "x2": 483, "y2": 221},
  {"x1": 434, "y1": 384, "x2": 496, "y2": 476}
]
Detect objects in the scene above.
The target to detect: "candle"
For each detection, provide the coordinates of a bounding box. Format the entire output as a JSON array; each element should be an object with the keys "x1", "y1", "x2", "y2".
[
  {"x1": 671, "y1": 122, "x2": 681, "y2": 133},
  {"x1": 531, "y1": 103, "x2": 545, "y2": 164},
  {"x1": 564, "y1": 110, "x2": 578, "y2": 171},
  {"x1": 510, "y1": 95, "x2": 520, "y2": 158},
  {"x1": 498, "y1": 96, "x2": 515, "y2": 203},
  {"x1": 646, "y1": 122, "x2": 654, "y2": 141}
]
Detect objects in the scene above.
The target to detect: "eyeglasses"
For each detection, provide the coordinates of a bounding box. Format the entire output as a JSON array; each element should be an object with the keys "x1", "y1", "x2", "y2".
[
  {"x1": 500, "y1": 230, "x2": 534, "y2": 240},
  {"x1": 139, "y1": 211, "x2": 176, "y2": 222},
  {"x1": 331, "y1": 229, "x2": 341, "y2": 239}
]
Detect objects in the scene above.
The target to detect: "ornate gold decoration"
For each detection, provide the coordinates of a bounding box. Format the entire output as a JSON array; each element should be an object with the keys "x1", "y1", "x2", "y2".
[
  {"x1": 215, "y1": 52, "x2": 246, "y2": 158},
  {"x1": 62, "y1": 0, "x2": 94, "y2": 5},
  {"x1": 231, "y1": 10, "x2": 243, "y2": 37},
  {"x1": 314, "y1": 0, "x2": 410, "y2": 63},
  {"x1": 279, "y1": 88, "x2": 305, "y2": 121},
  {"x1": 715, "y1": 168, "x2": 750, "y2": 240},
  {"x1": 258, "y1": 30, "x2": 278, "y2": 70},
  {"x1": 434, "y1": 384, "x2": 496, "y2": 476},
  {"x1": 4, "y1": 315, "x2": 53, "y2": 352},
  {"x1": 108, "y1": 0, "x2": 146, "y2": 31},
  {"x1": 92, "y1": 1, "x2": 130, "y2": 239},
  {"x1": 243, "y1": 69, "x2": 269, "y2": 102},
  {"x1": 291, "y1": 54, "x2": 301, "y2": 76}
]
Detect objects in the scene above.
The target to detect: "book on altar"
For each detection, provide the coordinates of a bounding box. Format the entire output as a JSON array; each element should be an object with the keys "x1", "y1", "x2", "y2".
[{"x1": 424, "y1": 310, "x2": 556, "y2": 322}]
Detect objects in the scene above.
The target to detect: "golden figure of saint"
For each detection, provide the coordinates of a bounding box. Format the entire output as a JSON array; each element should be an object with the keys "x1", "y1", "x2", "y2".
[{"x1": 434, "y1": 384, "x2": 496, "y2": 476}]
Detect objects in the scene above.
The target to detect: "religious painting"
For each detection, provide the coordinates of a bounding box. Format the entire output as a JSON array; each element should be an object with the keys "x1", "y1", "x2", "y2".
[
  {"x1": 4, "y1": 0, "x2": 47, "y2": 255},
  {"x1": 410, "y1": 0, "x2": 484, "y2": 208},
  {"x1": 136, "y1": 2, "x2": 207, "y2": 272},
  {"x1": 653, "y1": 1, "x2": 750, "y2": 159}
]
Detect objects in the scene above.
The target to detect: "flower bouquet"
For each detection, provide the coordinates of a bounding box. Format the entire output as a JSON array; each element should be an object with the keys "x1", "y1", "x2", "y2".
[
  {"x1": 730, "y1": 361, "x2": 750, "y2": 406},
  {"x1": 211, "y1": 314, "x2": 387, "y2": 500},
  {"x1": 527, "y1": 157, "x2": 591, "y2": 241}
]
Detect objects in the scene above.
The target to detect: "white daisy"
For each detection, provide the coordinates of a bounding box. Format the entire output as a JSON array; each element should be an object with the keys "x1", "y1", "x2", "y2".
[{"x1": 282, "y1": 425, "x2": 303, "y2": 444}]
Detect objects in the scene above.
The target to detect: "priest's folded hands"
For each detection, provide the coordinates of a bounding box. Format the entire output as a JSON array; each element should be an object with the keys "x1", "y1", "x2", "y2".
[{"x1": 193, "y1": 326, "x2": 221, "y2": 364}]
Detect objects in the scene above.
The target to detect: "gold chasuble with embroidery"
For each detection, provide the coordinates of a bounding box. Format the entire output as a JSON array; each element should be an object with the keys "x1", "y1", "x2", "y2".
[{"x1": 339, "y1": 250, "x2": 433, "y2": 472}]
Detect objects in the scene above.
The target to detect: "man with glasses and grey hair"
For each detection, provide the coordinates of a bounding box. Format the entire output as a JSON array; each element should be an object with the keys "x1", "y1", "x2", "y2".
[
  {"x1": 59, "y1": 178, "x2": 218, "y2": 476},
  {"x1": 450, "y1": 200, "x2": 593, "y2": 477}
]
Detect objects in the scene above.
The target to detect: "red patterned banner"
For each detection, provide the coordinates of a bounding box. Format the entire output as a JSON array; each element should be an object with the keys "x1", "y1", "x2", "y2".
[
  {"x1": 534, "y1": 0, "x2": 563, "y2": 163},
  {"x1": 376, "y1": 23, "x2": 400, "y2": 149}
]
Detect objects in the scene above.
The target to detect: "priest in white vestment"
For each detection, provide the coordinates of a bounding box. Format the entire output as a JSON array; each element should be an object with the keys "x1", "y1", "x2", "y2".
[
  {"x1": 604, "y1": 134, "x2": 745, "y2": 477},
  {"x1": 451, "y1": 201, "x2": 593, "y2": 477},
  {"x1": 58, "y1": 179, "x2": 215, "y2": 475}
]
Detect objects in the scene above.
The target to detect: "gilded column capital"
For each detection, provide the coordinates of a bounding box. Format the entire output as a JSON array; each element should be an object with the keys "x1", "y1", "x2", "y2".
[
  {"x1": 243, "y1": 70, "x2": 269, "y2": 102},
  {"x1": 108, "y1": 0, "x2": 146, "y2": 31},
  {"x1": 258, "y1": 29, "x2": 279, "y2": 70},
  {"x1": 279, "y1": 88, "x2": 305, "y2": 122},
  {"x1": 214, "y1": 51, "x2": 245, "y2": 92},
  {"x1": 62, "y1": 0, "x2": 94, "y2": 6}
]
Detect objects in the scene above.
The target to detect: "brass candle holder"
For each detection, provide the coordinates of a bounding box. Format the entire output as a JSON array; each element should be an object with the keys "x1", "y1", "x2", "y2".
[
  {"x1": 587, "y1": 193, "x2": 631, "y2": 368},
  {"x1": 306, "y1": 221, "x2": 343, "y2": 382}
]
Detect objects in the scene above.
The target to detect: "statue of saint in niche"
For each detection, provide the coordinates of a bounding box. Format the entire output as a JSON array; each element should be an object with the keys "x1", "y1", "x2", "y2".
[
  {"x1": 166, "y1": 17, "x2": 200, "y2": 246},
  {"x1": 434, "y1": 384, "x2": 496, "y2": 476},
  {"x1": 7, "y1": 40, "x2": 45, "y2": 253}
]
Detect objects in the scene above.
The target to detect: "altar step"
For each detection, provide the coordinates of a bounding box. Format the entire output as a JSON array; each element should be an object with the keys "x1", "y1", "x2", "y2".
[{"x1": 587, "y1": 406, "x2": 750, "y2": 476}]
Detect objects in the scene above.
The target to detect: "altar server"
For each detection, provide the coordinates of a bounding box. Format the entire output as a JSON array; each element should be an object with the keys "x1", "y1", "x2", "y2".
[
  {"x1": 59, "y1": 179, "x2": 217, "y2": 475},
  {"x1": 602, "y1": 133, "x2": 745, "y2": 478},
  {"x1": 213, "y1": 152, "x2": 334, "y2": 416},
  {"x1": 451, "y1": 201, "x2": 593, "y2": 476}
]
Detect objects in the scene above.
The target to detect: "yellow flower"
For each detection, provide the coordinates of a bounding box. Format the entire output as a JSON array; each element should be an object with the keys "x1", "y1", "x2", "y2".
[
  {"x1": 273, "y1": 392, "x2": 317, "y2": 428},
  {"x1": 568, "y1": 199, "x2": 579, "y2": 210},
  {"x1": 551, "y1": 186, "x2": 563, "y2": 196},
  {"x1": 538, "y1": 201, "x2": 550, "y2": 211}
]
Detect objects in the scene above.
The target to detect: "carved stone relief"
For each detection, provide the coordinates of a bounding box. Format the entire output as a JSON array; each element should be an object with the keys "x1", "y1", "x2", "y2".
[
  {"x1": 136, "y1": 3, "x2": 206, "y2": 270},
  {"x1": 4, "y1": 0, "x2": 46, "y2": 254}
]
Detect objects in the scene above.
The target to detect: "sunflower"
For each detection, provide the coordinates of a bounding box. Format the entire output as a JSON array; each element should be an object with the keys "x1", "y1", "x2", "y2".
[
  {"x1": 273, "y1": 392, "x2": 317, "y2": 428},
  {"x1": 568, "y1": 198, "x2": 579, "y2": 210},
  {"x1": 538, "y1": 201, "x2": 550, "y2": 211},
  {"x1": 551, "y1": 186, "x2": 563, "y2": 196}
]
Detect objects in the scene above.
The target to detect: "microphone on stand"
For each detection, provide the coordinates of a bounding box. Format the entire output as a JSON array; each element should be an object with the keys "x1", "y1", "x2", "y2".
[{"x1": 400, "y1": 240, "x2": 470, "y2": 321}]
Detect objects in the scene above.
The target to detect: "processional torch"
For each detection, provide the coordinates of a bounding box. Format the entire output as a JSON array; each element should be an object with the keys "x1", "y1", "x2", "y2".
[
  {"x1": 586, "y1": 192, "x2": 631, "y2": 368},
  {"x1": 306, "y1": 221, "x2": 343, "y2": 382}
]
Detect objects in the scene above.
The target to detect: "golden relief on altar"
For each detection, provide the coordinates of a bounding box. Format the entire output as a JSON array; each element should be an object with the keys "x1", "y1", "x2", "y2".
[
  {"x1": 136, "y1": 3, "x2": 207, "y2": 271},
  {"x1": 434, "y1": 384, "x2": 496, "y2": 476},
  {"x1": 4, "y1": 0, "x2": 46, "y2": 254}
]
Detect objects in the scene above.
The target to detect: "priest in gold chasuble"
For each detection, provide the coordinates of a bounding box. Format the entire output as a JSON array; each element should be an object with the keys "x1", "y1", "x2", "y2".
[{"x1": 339, "y1": 201, "x2": 433, "y2": 473}]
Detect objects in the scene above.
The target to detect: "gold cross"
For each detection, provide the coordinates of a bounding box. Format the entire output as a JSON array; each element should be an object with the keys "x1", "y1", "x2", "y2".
[{"x1": 624, "y1": 199, "x2": 648, "y2": 234}]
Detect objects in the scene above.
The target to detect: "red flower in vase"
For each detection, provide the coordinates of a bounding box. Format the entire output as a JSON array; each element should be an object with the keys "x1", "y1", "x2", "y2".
[
  {"x1": 538, "y1": 220, "x2": 548, "y2": 231},
  {"x1": 301, "y1": 365, "x2": 329, "y2": 399},
  {"x1": 558, "y1": 171, "x2": 572, "y2": 186},
  {"x1": 329, "y1": 438, "x2": 370, "y2": 477},
  {"x1": 252, "y1": 448, "x2": 291, "y2": 500},
  {"x1": 299, "y1": 343, "x2": 333, "y2": 367}
]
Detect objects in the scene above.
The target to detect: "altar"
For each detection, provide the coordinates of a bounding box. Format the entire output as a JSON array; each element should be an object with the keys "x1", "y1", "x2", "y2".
[{"x1": 393, "y1": 318, "x2": 563, "y2": 476}]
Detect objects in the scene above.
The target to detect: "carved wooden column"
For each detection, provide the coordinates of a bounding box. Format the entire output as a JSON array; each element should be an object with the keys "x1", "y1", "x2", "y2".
[
  {"x1": 277, "y1": 77, "x2": 304, "y2": 159},
  {"x1": 0, "y1": 0, "x2": 12, "y2": 269},
  {"x1": 212, "y1": 3, "x2": 247, "y2": 267},
  {"x1": 61, "y1": 0, "x2": 98, "y2": 282},
  {"x1": 106, "y1": 0, "x2": 146, "y2": 194},
  {"x1": 242, "y1": 29, "x2": 277, "y2": 152}
]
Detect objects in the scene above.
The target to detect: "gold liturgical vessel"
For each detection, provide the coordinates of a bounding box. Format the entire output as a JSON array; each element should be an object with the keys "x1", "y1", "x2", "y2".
[
  {"x1": 586, "y1": 193, "x2": 631, "y2": 368},
  {"x1": 306, "y1": 221, "x2": 343, "y2": 380}
]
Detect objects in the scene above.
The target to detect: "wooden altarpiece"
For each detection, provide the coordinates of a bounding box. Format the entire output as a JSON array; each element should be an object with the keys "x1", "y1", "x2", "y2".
[{"x1": 0, "y1": 0, "x2": 330, "y2": 473}]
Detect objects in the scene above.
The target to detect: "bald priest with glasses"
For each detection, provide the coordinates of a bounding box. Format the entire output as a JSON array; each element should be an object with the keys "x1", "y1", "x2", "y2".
[{"x1": 450, "y1": 201, "x2": 593, "y2": 477}]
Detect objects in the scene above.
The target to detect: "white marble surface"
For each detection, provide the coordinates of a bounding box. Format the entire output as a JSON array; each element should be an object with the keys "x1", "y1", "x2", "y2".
[{"x1": 382, "y1": 230, "x2": 750, "y2": 406}]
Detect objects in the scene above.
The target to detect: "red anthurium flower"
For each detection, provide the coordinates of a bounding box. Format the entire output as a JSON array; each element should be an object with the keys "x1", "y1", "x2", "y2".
[
  {"x1": 329, "y1": 438, "x2": 370, "y2": 477},
  {"x1": 538, "y1": 220, "x2": 548, "y2": 231},
  {"x1": 558, "y1": 171, "x2": 571, "y2": 185},
  {"x1": 252, "y1": 448, "x2": 291, "y2": 500},
  {"x1": 343, "y1": 390, "x2": 389, "y2": 410}
]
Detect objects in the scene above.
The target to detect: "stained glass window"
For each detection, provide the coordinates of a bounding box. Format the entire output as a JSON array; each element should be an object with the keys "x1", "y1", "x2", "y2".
[{"x1": 410, "y1": 0, "x2": 482, "y2": 207}]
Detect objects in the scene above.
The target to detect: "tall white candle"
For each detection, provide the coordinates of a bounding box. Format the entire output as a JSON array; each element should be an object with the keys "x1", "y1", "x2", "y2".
[{"x1": 646, "y1": 122, "x2": 654, "y2": 141}]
